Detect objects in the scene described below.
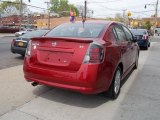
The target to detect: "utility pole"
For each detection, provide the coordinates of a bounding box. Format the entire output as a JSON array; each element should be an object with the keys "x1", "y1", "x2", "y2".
[
  {"x1": 154, "y1": 0, "x2": 159, "y2": 36},
  {"x1": 19, "y1": 0, "x2": 22, "y2": 31},
  {"x1": 83, "y1": 0, "x2": 87, "y2": 22},
  {"x1": 123, "y1": 9, "x2": 127, "y2": 25},
  {"x1": 45, "y1": 1, "x2": 50, "y2": 30},
  {"x1": 145, "y1": 1, "x2": 159, "y2": 36}
]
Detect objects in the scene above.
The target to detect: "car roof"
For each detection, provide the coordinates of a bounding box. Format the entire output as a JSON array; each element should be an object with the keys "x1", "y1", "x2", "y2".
[{"x1": 66, "y1": 20, "x2": 120, "y2": 26}]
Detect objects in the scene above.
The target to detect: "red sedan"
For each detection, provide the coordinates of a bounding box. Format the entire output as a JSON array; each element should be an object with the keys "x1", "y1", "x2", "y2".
[{"x1": 23, "y1": 21, "x2": 139, "y2": 99}]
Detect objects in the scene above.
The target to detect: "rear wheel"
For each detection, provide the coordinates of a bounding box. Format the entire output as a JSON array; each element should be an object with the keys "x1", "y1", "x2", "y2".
[
  {"x1": 134, "y1": 52, "x2": 139, "y2": 69},
  {"x1": 144, "y1": 45, "x2": 148, "y2": 50},
  {"x1": 148, "y1": 43, "x2": 150, "y2": 47},
  {"x1": 107, "y1": 67, "x2": 121, "y2": 100},
  {"x1": 21, "y1": 54, "x2": 25, "y2": 57}
]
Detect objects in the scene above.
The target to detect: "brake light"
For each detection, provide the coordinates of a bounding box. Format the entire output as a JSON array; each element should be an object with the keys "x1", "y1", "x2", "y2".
[
  {"x1": 12, "y1": 39, "x2": 16, "y2": 45},
  {"x1": 25, "y1": 40, "x2": 32, "y2": 56},
  {"x1": 142, "y1": 35, "x2": 148, "y2": 40},
  {"x1": 83, "y1": 43, "x2": 104, "y2": 63}
]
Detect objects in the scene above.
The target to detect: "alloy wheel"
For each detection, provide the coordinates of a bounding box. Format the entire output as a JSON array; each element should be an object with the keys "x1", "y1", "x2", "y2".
[{"x1": 114, "y1": 69, "x2": 121, "y2": 94}]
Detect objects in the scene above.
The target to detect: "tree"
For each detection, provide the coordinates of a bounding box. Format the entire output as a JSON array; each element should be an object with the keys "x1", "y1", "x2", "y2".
[
  {"x1": 106, "y1": 17, "x2": 115, "y2": 21},
  {"x1": 69, "y1": 4, "x2": 78, "y2": 16},
  {"x1": 115, "y1": 13, "x2": 123, "y2": 22},
  {"x1": 0, "y1": 0, "x2": 27, "y2": 16},
  {"x1": 76, "y1": 5, "x2": 84, "y2": 16},
  {"x1": 145, "y1": 21, "x2": 151, "y2": 30},
  {"x1": 50, "y1": 0, "x2": 78, "y2": 16},
  {"x1": 50, "y1": 0, "x2": 59, "y2": 13}
]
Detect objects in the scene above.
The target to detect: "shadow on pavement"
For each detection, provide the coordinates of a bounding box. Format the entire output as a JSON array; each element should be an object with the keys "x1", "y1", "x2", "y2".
[
  {"x1": 33, "y1": 85, "x2": 109, "y2": 108},
  {"x1": 121, "y1": 69, "x2": 134, "y2": 88},
  {"x1": 32, "y1": 85, "x2": 53, "y2": 96},
  {"x1": 31, "y1": 70, "x2": 135, "y2": 109},
  {"x1": 14, "y1": 55, "x2": 24, "y2": 60}
]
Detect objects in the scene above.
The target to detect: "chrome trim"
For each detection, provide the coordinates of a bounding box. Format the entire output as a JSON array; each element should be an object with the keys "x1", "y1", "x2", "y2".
[{"x1": 15, "y1": 40, "x2": 28, "y2": 42}]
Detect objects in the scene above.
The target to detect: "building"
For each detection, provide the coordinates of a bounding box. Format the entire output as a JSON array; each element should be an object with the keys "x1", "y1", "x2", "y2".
[
  {"x1": 35, "y1": 17, "x2": 97, "y2": 29},
  {"x1": 0, "y1": 15, "x2": 20, "y2": 26},
  {"x1": 142, "y1": 17, "x2": 160, "y2": 27},
  {"x1": 0, "y1": 14, "x2": 45, "y2": 28}
]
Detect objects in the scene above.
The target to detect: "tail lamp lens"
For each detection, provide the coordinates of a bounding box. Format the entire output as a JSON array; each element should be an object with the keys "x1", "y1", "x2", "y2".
[
  {"x1": 12, "y1": 39, "x2": 16, "y2": 45},
  {"x1": 25, "y1": 40, "x2": 31, "y2": 56},
  {"x1": 83, "y1": 43, "x2": 104, "y2": 64},
  {"x1": 142, "y1": 35, "x2": 148, "y2": 40}
]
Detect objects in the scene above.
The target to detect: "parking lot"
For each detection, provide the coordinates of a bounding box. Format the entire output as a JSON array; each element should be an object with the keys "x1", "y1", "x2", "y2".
[{"x1": 0, "y1": 35, "x2": 160, "y2": 120}]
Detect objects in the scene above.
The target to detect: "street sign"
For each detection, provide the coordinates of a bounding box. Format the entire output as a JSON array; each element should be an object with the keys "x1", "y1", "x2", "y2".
[{"x1": 127, "y1": 11, "x2": 132, "y2": 17}]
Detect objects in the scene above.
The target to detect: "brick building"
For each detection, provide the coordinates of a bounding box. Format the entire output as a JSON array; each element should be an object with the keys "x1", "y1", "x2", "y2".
[
  {"x1": 0, "y1": 14, "x2": 45, "y2": 27},
  {"x1": 142, "y1": 17, "x2": 160, "y2": 27},
  {"x1": 0, "y1": 15, "x2": 20, "y2": 26}
]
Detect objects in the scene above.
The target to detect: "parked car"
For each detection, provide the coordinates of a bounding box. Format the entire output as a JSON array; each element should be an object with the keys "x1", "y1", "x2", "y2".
[
  {"x1": 23, "y1": 21, "x2": 139, "y2": 99},
  {"x1": 15, "y1": 29, "x2": 33, "y2": 37},
  {"x1": 0, "y1": 26, "x2": 19, "y2": 33},
  {"x1": 131, "y1": 29, "x2": 150, "y2": 50},
  {"x1": 155, "y1": 28, "x2": 160, "y2": 36},
  {"x1": 11, "y1": 29, "x2": 49, "y2": 56}
]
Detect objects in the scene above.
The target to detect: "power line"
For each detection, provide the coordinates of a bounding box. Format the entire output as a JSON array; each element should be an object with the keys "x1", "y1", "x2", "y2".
[
  {"x1": 0, "y1": 1, "x2": 46, "y2": 10},
  {"x1": 132, "y1": 10, "x2": 155, "y2": 13},
  {"x1": 88, "y1": 0, "x2": 122, "y2": 4},
  {"x1": 91, "y1": 0, "x2": 122, "y2": 11},
  {"x1": 44, "y1": 1, "x2": 51, "y2": 29}
]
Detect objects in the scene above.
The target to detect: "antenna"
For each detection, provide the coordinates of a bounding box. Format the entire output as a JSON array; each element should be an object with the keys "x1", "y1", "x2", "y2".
[{"x1": 82, "y1": 0, "x2": 87, "y2": 27}]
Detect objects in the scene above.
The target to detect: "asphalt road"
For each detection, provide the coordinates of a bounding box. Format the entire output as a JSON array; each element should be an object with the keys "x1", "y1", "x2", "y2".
[
  {"x1": 0, "y1": 36, "x2": 23, "y2": 70},
  {"x1": 0, "y1": 36, "x2": 160, "y2": 120}
]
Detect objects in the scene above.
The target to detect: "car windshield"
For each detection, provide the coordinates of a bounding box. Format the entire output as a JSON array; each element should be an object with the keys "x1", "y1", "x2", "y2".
[
  {"x1": 131, "y1": 29, "x2": 147, "y2": 36},
  {"x1": 22, "y1": 30, "x2": 49, "y2": 38},
  {"x1": 45, "y1": 23, "x2": 106, "y2": 38}
]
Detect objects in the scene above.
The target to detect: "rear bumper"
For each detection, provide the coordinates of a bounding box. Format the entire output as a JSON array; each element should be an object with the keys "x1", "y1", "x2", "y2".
[
  {"x1": 11, "y1": 44, "x2": 26, "y2": 55},
  {"x1": 25, "y1": 76, "x2": 102, "y2": 94},
  {"x1": 137, "y1": 40, "x2": 149, "y2": 47},
  {"x1": 23, "y1": 59, "x2": 108, "y2": 94}
]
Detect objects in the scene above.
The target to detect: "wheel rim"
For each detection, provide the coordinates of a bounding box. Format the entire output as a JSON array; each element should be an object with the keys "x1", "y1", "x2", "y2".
[
  {"x1": 135, "y1": 53, "x2": 139, "y2": 67},
  {"x1": 114, "y1": 70, "x2": 121, "y2": 94},
  {"x1": 136, "y1": 56, "x2": 138, "y2": 67}
]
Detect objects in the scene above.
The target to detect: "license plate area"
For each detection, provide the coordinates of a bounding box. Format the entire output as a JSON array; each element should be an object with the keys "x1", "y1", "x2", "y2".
[
  {"x1": 38, "y1": 50, "x2": 73, "y2": 66},
  {"x1": 18, "y1": 42, "x2": 24, "y2": 47}
]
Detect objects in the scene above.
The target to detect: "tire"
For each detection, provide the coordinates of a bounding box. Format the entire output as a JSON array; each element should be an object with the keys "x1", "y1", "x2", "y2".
[
  {"x1": 107, "y1": 67, "x2": 121, "y2": 100},
  {"x1": 134, "y1": 52, "x2": 139, "y2": 69},
  {"x1": 21, "y1": 54, "x2": 25, "y2": 57},
  {"x1": 148, "y1": 43, "x2": 150, "y2": 47},
  {"x1": 144, "y1": 45, "x2": 148, "y2": 50}
]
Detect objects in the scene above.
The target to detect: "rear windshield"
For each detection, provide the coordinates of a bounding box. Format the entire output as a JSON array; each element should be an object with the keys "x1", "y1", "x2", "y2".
[
  {"x1": 131, "y1": 29, "x2": 147, "y2": 35},
  {"x1": 45, "y1": 23, "x2": 106, "y2": 38},
  {"x1": 22, "y1": 30, "x2": 49, "y2": 38}
]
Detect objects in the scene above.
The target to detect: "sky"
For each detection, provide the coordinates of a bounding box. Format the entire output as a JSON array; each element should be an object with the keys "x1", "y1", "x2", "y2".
[{"x1": 22, "y1": 0, "x2": 158, "y2": 18}]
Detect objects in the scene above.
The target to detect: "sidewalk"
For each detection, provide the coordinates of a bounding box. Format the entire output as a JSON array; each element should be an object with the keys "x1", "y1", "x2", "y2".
[
  {"x1": 0, "y1": 33, "x2": 15, "y2": 38},
  {"x1": 0, "y1": 65, "x2": 51, "y2": 118}
]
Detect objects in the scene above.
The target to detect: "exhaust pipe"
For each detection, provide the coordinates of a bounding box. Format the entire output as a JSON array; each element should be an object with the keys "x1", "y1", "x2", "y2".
[{"x1": 31, "y1": 82, "x2": 38, "y2": 86}]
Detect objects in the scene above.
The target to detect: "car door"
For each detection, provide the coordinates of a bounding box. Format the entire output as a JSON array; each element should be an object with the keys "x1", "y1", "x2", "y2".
[
  {"x1": 122, "y1": 25, "x2": 138, "y2": 66},
  {"x1": 113, "y1": 24, "x2": 132, "y2": 72}
]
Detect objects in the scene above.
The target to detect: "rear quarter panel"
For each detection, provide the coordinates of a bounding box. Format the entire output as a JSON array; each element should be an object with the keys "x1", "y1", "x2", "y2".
[{"x1": 99, "y1": 24, "x2": 122, "y2": 90}]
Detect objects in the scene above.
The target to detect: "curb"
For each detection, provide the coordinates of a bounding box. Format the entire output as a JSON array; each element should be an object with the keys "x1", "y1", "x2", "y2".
[{"x1": 0, "y1": 34, "x2": 15, "y2": 37}]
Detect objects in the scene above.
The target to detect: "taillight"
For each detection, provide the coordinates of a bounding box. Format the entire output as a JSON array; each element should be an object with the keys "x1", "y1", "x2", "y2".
[
  {"x1": 142, "y1": 35, "x2": 148, "y2": 40},
  {"x1": 25, "y1": 40, "x2": 31, "y2": 56},
  {"x1": 12, "y1": 39, "x2": 16, "y2": 45},
  {"x1": 83, "y1": 43, "x2": 104, "y2": 64}
]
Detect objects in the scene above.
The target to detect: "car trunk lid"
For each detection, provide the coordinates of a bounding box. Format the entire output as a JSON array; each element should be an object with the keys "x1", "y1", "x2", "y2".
[
  {"x1": 134, "y1": 35, "x2": 143, "y2": 40},
  {"x1": 14, "y1": 37, "x2": 30, "y2": 48},
  {"x1": 29, "y1": 37, "x2": 93, "y2": 71}
]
